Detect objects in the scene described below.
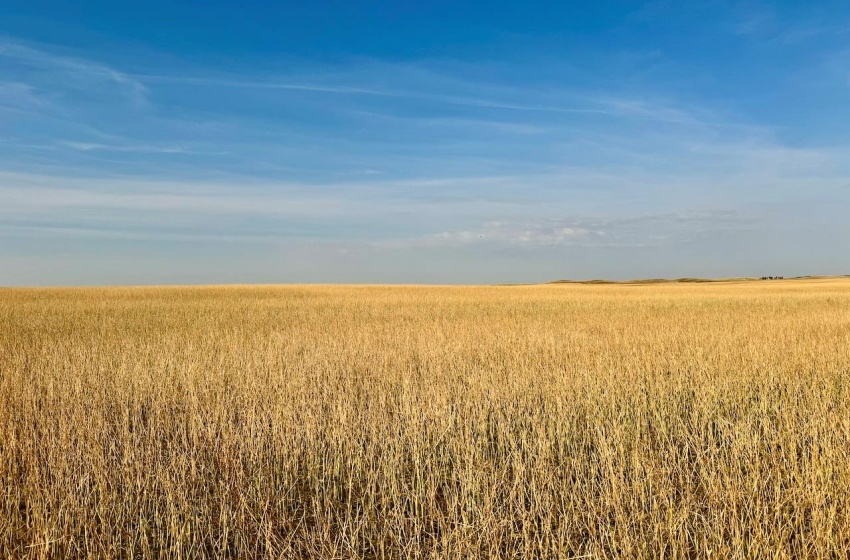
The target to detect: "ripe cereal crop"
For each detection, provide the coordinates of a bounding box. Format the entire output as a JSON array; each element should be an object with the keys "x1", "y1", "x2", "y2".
[{"x1": 2, "y1": 279, "x2": 849, "y2": 558}]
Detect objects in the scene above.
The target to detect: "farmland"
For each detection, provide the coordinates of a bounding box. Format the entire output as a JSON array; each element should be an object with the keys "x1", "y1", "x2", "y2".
[{"x1": 2, "y1": 279, "x2": 850, "y2": 558}]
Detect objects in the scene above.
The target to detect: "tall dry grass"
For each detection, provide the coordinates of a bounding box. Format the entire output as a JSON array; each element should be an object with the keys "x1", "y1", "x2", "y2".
[{"x1": 1, "y1": 279, "x2": 850, "y2": 558}]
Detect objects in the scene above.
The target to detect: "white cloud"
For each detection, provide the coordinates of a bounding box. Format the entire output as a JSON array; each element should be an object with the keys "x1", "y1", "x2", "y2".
[
  {"x1": 0, "y1": 81, "x2": 48, "y2": 111},
  {"x1": 57, "y1": 141, "x2": 212, "y2": 155},
  {"x1": 0, "y1": 38, "x2": 148, "y2": 106},
  {"x1": 371, "y1": 209, "x2": 762, "y2": 251},
  {"x1": 2, "y1": 34, "x2": 850, "y2": 283}
]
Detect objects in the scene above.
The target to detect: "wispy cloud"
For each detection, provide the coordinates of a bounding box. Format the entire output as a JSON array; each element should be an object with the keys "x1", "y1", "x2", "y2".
[
  {"x1": 2, "y1": 27, "x2": 850, "y2": 283},
  {"x1": 375, "y1": 210, "x2": 756, "y2": 250},
  {"x1": 395, "y1": 222, "x2": 598, "y2": 248},
  {"x1": 137, "y1": 70, "x2": 622, "y2": 116},
  {"x1": 133, "y1": 74, "x2": 391, "y2": 96},
  {"x1": 0, "y1": 38, "x2": 148, "y2": 106},
  {"x1": 0, "y1": 36, "x2": 759, "y2": 182},
  {"x1": 57, "y1": 141, "x2": 220, "y2": 155},
  {"x1": 729, "y1": 5, "x2": 850, "y2": 45},
  {"x1": 0, "y1": 81, "x2": 48, "y2": 111},
  {"x1": 0, "y1": 172, "x2": 351, "y2": 218}
]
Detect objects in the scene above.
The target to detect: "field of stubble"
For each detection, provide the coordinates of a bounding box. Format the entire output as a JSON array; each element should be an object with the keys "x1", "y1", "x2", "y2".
[{"x1": 2, "y1": 279, "x2": 850, "y2": 558}]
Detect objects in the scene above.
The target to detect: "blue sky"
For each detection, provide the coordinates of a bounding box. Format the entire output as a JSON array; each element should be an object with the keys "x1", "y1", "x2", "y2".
[{"x1": 1, "y1": 1, "x2": 849, "y2": 285}]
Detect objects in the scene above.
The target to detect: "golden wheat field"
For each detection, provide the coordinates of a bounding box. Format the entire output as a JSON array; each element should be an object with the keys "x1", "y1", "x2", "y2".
[{"x1": 2, "y1": 279, "x2": 850, "y2": 559}]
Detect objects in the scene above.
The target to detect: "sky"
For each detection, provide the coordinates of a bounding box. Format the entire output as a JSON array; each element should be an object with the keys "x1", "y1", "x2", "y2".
[{"x1": 1, "y1": 1, "x2": 849, "y2": 285}]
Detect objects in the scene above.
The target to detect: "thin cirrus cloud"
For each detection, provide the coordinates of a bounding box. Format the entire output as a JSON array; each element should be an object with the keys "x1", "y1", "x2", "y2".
[
  {"x1": 376, "y1": 210, "x2": 758, "y2": 251},
  {"x1": 0, "y1": 39, "x2": 148, "y2": 105},
  {"x1": 1, "y1": 20, "x2": 849, "y2": 284}
]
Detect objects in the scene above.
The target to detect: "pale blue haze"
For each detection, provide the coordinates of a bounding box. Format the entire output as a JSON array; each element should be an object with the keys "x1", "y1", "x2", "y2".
[{"x1": 1, "y1": 1, "x2": 849, "y2": 284}]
